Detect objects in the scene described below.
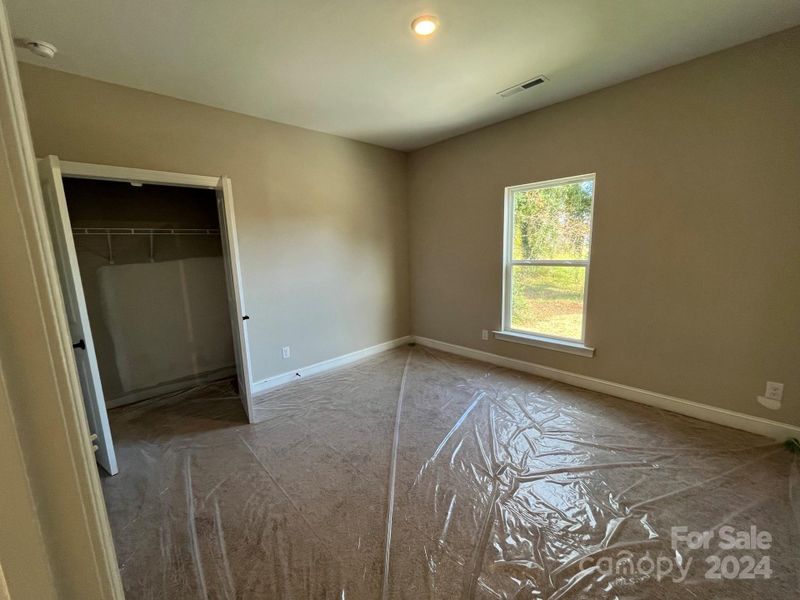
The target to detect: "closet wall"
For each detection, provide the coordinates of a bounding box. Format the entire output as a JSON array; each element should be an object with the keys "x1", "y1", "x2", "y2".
[{"x1": 64, "y1": 178, "x2": 235, "y2": 406}]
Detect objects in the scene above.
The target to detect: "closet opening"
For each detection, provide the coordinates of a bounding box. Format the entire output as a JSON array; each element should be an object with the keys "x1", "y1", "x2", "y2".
[
  {"x1": 66, "y1": 178, "x2": 235, "y2": 408},
  {"x1": 38, "y1": 157, "x2": 254, "y2": 476}
]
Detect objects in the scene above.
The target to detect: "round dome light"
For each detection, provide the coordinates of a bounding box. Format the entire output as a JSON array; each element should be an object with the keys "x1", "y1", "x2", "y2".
[{"x1": 411, "y1": 15, "x2": 439, "y2": 37}]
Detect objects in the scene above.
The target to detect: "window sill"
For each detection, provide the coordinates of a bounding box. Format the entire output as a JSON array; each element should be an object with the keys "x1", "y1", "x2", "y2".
[{"x1": 493, "y1": 331, "x2": 595, "y2": 357}]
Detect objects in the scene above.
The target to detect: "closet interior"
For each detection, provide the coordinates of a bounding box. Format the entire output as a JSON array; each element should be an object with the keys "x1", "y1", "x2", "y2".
[{"x1": 64, "y1": 177, "x2": 236, "y2": 410}]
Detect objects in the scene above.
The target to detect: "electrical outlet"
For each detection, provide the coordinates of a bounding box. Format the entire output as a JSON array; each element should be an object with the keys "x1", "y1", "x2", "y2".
[
  {"x1": 765, "y1": 381, "x2": 783, "y2": 401},
  {"x1": 282, "y1": 346, "x2": 291, "y2": 359},
  {"x1": 481, "y1": 329, "x2": 489, "y2": 341}
]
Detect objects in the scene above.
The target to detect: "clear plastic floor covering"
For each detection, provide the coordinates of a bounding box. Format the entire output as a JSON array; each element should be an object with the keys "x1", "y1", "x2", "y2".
[{"x1": 102, "y1": 346, "x2": 800, "y2": 599}]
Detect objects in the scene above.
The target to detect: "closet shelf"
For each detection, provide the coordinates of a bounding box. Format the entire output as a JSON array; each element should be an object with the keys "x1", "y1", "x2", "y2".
[{"x1": 71, "y1": 227, "x2": 220, "y2": 236}]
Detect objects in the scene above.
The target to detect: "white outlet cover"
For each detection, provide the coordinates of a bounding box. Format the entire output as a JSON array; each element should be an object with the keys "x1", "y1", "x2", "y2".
[
  {"x1": 282, "y1": 346, "x2": 291, "y2": 359},
  {"x1": 481, "y1": 330, "x2": 489, "y2": 340},
  {"x1": 765, "y1": 381, "x2": 784, "y2": 401}
]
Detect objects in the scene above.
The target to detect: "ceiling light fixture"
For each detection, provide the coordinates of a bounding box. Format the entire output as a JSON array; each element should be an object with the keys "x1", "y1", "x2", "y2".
[{"x1": 411, "y1": 15, "x2": 439, "y2": 37}]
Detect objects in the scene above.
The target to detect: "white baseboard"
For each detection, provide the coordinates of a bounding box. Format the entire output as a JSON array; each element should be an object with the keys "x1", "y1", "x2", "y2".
[
  {"x1": 413, "y1": 336, "x2": 800, "y2": 441},
  {"x1": 246, "y1": 333, "x2": 800, "y2": 441},
  {"x1": 106, "y1": 366, "x2": 237, "y2": 409},
  {"x1": 252, "y1": 336, "x2": 413, "y2": 396}
]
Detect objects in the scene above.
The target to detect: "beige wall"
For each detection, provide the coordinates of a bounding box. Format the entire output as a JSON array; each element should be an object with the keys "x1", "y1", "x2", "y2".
[
  {"x1": 408, "y1": 27, "x2": 800, "y2": 426},
  {"x1": 19, "y1": 63, "x2": 410, "y2": 384}
]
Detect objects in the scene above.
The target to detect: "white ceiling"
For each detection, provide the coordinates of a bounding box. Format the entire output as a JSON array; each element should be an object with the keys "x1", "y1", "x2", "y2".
[{"x1": 8, "y1": 0, "x2": 800, "y2": 150}]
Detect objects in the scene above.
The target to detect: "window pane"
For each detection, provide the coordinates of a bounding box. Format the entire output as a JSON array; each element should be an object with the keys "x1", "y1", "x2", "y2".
[
  {"x1": 512, "y1": 179, "x2": 594, "y2": 260},
  {"x1": 510, "y1": 265, "x2": 586, "y2": 340}
]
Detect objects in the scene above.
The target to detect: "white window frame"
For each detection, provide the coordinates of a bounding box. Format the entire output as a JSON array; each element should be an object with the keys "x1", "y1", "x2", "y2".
[{"x1": 496, "y1": 173, "x2": 596, "y2": 357}]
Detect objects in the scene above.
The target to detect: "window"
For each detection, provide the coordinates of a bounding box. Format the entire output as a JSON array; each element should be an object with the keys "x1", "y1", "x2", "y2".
[{"x1": 500, "y1": 174, "x2": 595, "y2": 354}]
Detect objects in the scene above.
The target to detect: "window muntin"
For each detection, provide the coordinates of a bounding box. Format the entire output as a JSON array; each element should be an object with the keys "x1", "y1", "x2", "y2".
[{"x1": 503, "y1": 175, "x2": 595, "y2": 342}]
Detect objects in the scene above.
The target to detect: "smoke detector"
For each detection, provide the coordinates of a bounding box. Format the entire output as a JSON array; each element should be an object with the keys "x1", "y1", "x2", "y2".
[
  {"x1": 497, "y1": 74, "x2": 548, "y2": 98},
  {"x1": 14, "y1": 39, "x2": 58, "y2": 59}
]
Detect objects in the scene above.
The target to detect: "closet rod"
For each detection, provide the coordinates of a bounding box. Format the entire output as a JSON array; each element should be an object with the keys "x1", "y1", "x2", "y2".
[{"x1": 71, "y1": 227, "x2": 220, "y2": 236}]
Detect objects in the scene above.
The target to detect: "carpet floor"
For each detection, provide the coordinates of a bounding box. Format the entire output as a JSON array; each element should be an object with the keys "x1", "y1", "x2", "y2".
[{"x1": 101, "y1": 345, "x2": 799, "y2": 598}]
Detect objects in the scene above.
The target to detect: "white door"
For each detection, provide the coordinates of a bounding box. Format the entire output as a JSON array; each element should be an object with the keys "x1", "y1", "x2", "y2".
[
  {"x1": 216, "y1": 176, "x2": 255, "y2": 422},
  {"x1": 38, "y1": 156, "x2": 118, "y2": 475}
]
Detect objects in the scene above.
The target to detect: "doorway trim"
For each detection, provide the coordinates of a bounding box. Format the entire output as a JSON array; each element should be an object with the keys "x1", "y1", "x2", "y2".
[
  {"x1": 61, "y1": 160, "x2": 220, "y2": 189},
  {"x1": 0, "y1": 0, "x2": 123, "y2": 595},
  {"x1": 57, "y1": 159, "x2": 256, "y2": 420}
]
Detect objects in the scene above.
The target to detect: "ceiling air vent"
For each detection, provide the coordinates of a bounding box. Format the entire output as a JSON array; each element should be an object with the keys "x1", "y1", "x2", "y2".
[{"x1": 497, "y1": 75, "x2": 549, "y2": 98}]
